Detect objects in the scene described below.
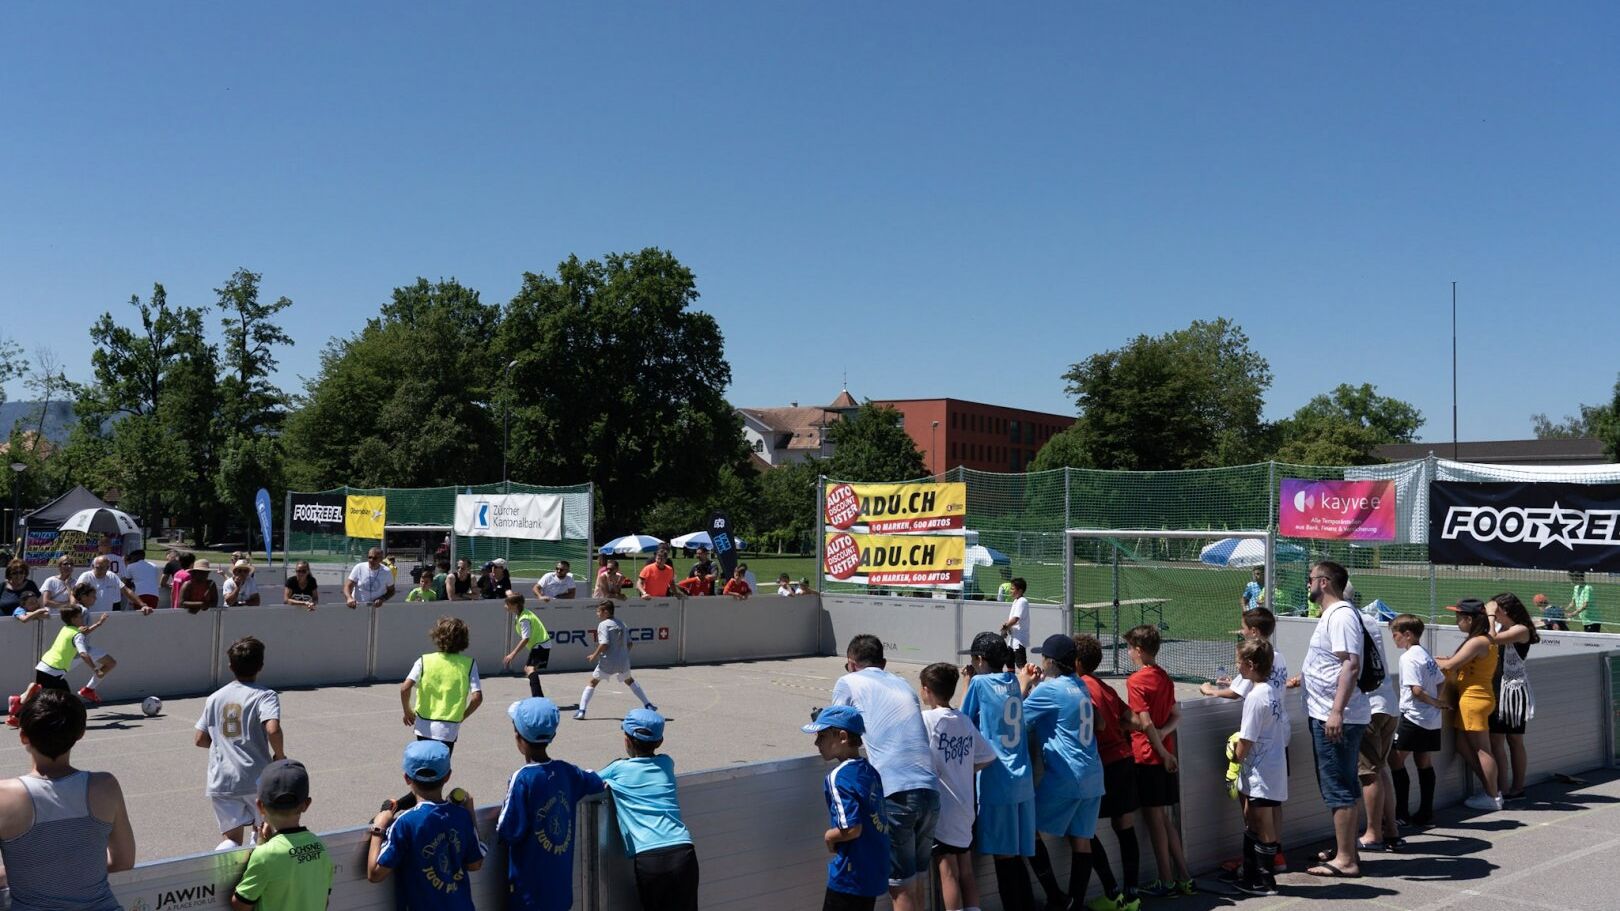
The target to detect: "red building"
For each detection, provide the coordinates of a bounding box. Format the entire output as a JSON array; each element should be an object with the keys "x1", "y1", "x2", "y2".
[{"x1": 870, "y1": 398, "x2": 1077, "y2": 475}]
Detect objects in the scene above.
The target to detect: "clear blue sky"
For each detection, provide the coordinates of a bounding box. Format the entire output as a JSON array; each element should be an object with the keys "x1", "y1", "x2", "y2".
[{"x1": 4, "y1": 3, "x2": 1617, "y2": 443}]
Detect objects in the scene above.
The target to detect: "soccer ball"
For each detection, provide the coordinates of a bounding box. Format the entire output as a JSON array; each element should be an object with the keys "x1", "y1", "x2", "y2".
[{"x1": 141, "y1": 696, "x2": 162, "y2": 717}]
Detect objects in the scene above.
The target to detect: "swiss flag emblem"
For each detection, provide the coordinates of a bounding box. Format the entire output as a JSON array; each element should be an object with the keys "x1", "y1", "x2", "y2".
[{"x1": 658, "y1": 627, "x2": 670, "y2": 640}]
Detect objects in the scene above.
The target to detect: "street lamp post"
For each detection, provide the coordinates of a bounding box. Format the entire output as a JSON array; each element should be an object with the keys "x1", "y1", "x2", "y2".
[
  {"x1": 502, "y1": 359, "x2": 519, "y2": 487},
  {"x1": 931, "y1": 421, "x2": 940, "y2": 476},
  {"x1": 8, "y1": 462, "x2": 25, "y2": 555}
]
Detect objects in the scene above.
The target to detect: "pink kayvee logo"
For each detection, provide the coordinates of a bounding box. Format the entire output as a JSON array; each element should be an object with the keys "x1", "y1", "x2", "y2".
[{"x1": 1280, "y1": 479, "x2": 1395, "y2": 541}]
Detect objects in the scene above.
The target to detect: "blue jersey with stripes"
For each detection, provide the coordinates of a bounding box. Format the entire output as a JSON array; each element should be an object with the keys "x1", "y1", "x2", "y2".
[
  {"x1": 1022, "y1": 674, "x2": 1105, "y2": 800},
  {"x1": 823, "y1": 758, "x2": 891, "y2": 898},
  {"x1": 960, "y1": 672, "x2": 1034, "y2": 804}
]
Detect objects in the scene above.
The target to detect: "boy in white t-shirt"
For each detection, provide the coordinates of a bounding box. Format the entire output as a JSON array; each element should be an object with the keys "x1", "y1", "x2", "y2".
[
  {"x1": 195, "y1": 636, "x2": 283, "y2": 850},
  {"x1": 1389, "y1": 614, "x2": 1445, "y2": 827},
  {"x1": 1232, "y1": 638, "x2": 1288, "y2": 896},
  {"x1": 918, "y1": 662, "x2": 995, "y2": 911},
  {"x1": 1206, "y1": 606, "x2": 1294, "y2": 878},
  {"x1": 576, "y1": 600, "x2": 655, "y2": 720},
  {"x1": 999, "y1": 577, "x2": 1031, "y2": 667}
]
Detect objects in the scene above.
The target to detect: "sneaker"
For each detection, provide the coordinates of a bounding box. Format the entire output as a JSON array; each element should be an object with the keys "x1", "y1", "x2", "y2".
[
  {"x1": 573, "y1": 710, "x2": 586, "y2": 720},
  {"x1": 215, "y1": 839, "x2": 242, "y2": 852},
  {"x1": 1232, "y1": 878, "x2": 1278, "y2": 897},
  {"x1": 1139, "y1": 880, "x2": 1178, "y2": 898},
  {"x1": 1464, "y1": 792, "x2": 1501, "y2": 811},
  {"x1": 7, "y1": 695, "x2": 19, "y2": 716},
  {"x1": 4, "y1": 715, "x2": 17, "y2": 729},
  {"x1": 77, "y1": 686, "x2": 100, "y2": 705},
  {"x1": 643, "y1": 703, "x2": 658, "y2": 712},
  {"x1": 1116, "y1": 897, "x2": 1142, "y2": 911},
  {"x1": 1085, "y1": 895, "x2": 1123, "y2": 911},
  {"x1": 1273, "y1": 850, "x2": 1289, "y2": 873},
  {"x1": 1176, "y1": 879, "x2": 1196, "y2": 896}
]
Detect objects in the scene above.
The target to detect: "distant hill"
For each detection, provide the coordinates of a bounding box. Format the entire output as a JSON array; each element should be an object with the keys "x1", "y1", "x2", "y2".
[{"x1": 0, "y1": 400, "x2": 80, "y2": 445}]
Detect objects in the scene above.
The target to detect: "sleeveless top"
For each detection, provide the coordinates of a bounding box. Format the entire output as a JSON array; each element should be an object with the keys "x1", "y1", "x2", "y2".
[
  {"x1": 1, "y1": 771, "x2": 121, "y2": 911},
  {"x1": 1450, "y1": 640, "x2": 1498, "y2": 700},
  {"x1": 1493, "y1": 636, "x2": 1535, "y2": 726}
]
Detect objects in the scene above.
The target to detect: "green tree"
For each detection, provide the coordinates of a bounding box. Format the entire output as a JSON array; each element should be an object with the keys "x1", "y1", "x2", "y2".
[
  {"x1": 756, "y1": 457, "x2": 823, "y2": 552},
  {"x1": 1539, "y1": 375, "x2": 1620, "y2": 459},
  {"x1": 642, "y1": 462, "x2": 761, "y2": 542},
  {"x1": 158, "y1": 309, "x2": 224, "y2": 535},
  {"x1": 213, "y1": 269, "x2": 293, "y2": 534},
  {"x1": 1057, "y1": 318, "x2": 1272, "y2": 470},
  {"x1": 496, "y1": 249, "x2": 742, "y2": 534},
  {"x1": 1030, "y1": 422, "x2": 1091, "y2": 471},
  {"x1": 0, "y1": 336, "x2": 22, "y2": 403},
  {"x1": 824, "y1": 403, "x2": 927, "y2": 481},
  {"x1": 1271, "y1": 383, "x2": 1424, "y2": 465}
]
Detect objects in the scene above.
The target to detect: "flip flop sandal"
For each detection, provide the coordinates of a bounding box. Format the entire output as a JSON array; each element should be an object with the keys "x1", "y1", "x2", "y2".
[{"x1": 1307, "y1": 862, "x2": 1362, "y2": 879}]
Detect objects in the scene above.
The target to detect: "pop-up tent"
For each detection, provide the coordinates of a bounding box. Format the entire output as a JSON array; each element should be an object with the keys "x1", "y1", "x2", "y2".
[
  {"x1": 18, "y1": 486, "x2": 124, "y2": 566},
  {"x1": 22, "y1": 486, "x2": 117, "y2": 530}
]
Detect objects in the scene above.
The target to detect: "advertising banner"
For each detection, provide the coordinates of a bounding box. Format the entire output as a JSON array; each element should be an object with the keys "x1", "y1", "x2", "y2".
[
  {"x1": 823, "y1": 532, "x2": 966, "y2": 588},
  {"x1": 708, "y1": 511, "x2": 739, "y2": 580},
  {"x1": 289, "y1": 493, "x2": 347, "y2": 532},
  {"x1": 1430, "y1": 481, "x2": 1620, "y2": 571},
  {"x1": 345, "y1": 495, "x2": 387, "y2": 539},
  {"x1": 254, "y1": 488, "x2": 273, "y2": 565},
  {"x1": 21, "y1": 530, "x2": 122, "y2": 568},
  {"x1": 453, "y1": 493, "x2": 564, "y2": 541},
  {"x1": 823, "y1": 481, "x2": 967, "y2": 534},
  {"x1": 1279, "y1": 478, "x2": 1396, "y2": 541}
]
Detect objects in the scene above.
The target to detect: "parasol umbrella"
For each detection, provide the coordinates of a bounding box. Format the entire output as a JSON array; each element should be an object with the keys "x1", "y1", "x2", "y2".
[
  {"x1": 1198, "y1": 537, "x2": 1306, "y2": 569},
  {"x1": 670, "y1": 531, "x2": 747, "y2": 551},
  {"x1": 599, "y1": 534, "x2": 666, "y2": 555},
  {"x1": 57, "y1": 507, "x2": 141, "y2": 537}
]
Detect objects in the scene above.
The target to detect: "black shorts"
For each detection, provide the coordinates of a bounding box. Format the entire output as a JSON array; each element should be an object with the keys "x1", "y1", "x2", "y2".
[
  {"x1": 1488, "y1": 711, "x2": 1527, "y2": 736},
  {"x1": 823, "y1": 888, "x2": 877, "y2": 911},
  {"x1": 1244, "y1": 796, "x2": 1281, "y2": 808},
  {"x1": 1099, "y1": 758, "x2": 1140, "y2": 819},
  {"x1": 1135, "y1": 762, "x2": 1180, "y2": 808},
  {"x1": 931, "y1": 840, "x2": 970, "y2": 857},
  {"x1": 1586, "y1": 623, "x2": 1603, "y2": 633},
  {"x1": 526, "y1": 647, "x2": 551, "y2": 670},
  {"x1": 1393, "y1": 718, "x2": 1442, "y2": 754},
  {"x1": 632, "y1": 843, "x2": 700, "y2": 911},
  {"x1": 35, "y1": 670, "x2": 69, "y2": 691},
  {"x1": 1011, "y1": 645, "x2": 1027, "y2": 669}
]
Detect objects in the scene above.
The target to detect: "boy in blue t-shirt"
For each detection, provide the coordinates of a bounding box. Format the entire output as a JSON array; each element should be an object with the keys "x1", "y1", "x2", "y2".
[
  {"x1": 599, "y1": 708, "x2": 701, "y2": 911},
  {"x1": 496, "y1": 697, "x2": 606, "y2": 911},
  {"x1": 1019, "y1": 634, "x2": 1107, "y2": 907},
  {"x1": 367, "y1": 740, "x2": 486, "y2": 910},
  {"x1": 959, "y1": 631, "x2": 1042, "y2": 910},
  {"x1": 803, "y1": 704, "x2": 890, "y2": 911}
]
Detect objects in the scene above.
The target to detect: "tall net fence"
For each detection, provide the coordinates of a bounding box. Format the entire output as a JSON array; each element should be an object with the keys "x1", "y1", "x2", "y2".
[
  {"x1": 822, "y1": 457, "x2": 1620, "y2": 677},
  {"x1": 285, "y1": 482, "x2": 593, "y2": 575}
]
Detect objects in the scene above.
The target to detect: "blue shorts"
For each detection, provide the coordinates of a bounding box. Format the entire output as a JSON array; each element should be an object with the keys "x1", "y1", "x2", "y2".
[
  {"x1": 1309, "y1": 716, "x2": 1366, "y2": 810},
  {"x1": 976, "y1": 798, "x2": 1036, "y2": 857},
  {"x1": 885, "y1": 788, "x2": 940, "y2": 887},
  {"x1": 1037, "y1": 795, "x2": 1102, "y2": 839}
]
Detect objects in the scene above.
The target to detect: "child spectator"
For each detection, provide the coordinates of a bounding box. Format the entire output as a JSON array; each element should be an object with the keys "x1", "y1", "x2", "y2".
[
  {"x1": 1019, "y1": 634, "x2": 1106, "y2": 908},
  {"x1": 497, "y1": 697, "x2": 606, "y2": 911},
  {"x1": 230, "y1": 759, "x2": 334, "y2": 910},
  {"x1": 1533, "y1": 593, "x2": 1566, "y2": 631},
  {"x1": 0, "y1": 690, "x2": 134, "y2": 911},
  {"x1": 196, "y1": 636, "x2": 284, "y2": 851},
  {"x1": 722, "y1": 566, "x2": 752, "y2": 600},
  {"x1": 918, "y1": 663, "x2": 994, "y2": 911},
  {"x1": 1389, "y1": 614, "x2": 1444, "y2": 826},
  {"x1": 999, "y1": 578, "x2": 1031, "y2": 667},
  {"x1": 503, "y1": 593, "x2": 552, "y2": 698},
  {"x1": 960, "y1": 631, "x2": 1040, "y2": 909},
  {"x1": 400, "y1": 616, "x2": 483, "y2": 751},
  {"x1": 577, "y1": 600, "x2": 656, "y2": 720},
  {"x1": 11, "y1": 589, "x2": 48, "y2": 624},
  {"x1": 367, "y1": 740, "x2": 485, "y2": 909},
  {"x1": 777, "y1": 573, "x2": 798, "y2": 597},
  {"x1": 1125, "y1": 624, "x2": 1191, "y2": 896},
  {"x1": 803, "y1": 704, "x2": 891, "y2": 911},
  {"x1": 599, "y1": 709, "x2": 702, "y2": 911},
  {"x1": 405, "y1": 569, "x2": 439, "y2": 602},
  {"x1": 10, "y1": 600, "x2": 108, "y2": 724},
  {"x1": 1076, "y1": 634, "x2": 1143, "y2": 911},
  {"x1": 1231, "y1": 638, "x2": 1288, "y2": 896}
]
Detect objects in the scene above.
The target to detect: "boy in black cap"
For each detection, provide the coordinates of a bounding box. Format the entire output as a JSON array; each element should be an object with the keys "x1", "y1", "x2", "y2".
[{"x1": 231, "y1": 759, "x2": 334, "y2": 911}]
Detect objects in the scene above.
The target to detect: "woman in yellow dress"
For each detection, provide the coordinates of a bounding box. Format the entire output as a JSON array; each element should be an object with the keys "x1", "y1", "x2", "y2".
[{"x1": 1437, "y1": 598, "x2": 1502, "y2": 811}]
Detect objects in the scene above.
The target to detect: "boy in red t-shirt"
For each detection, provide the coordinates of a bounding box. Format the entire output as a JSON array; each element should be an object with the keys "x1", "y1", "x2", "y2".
[
  {"x1": 1125, "y1": 624, "x2": 1191, "y2": 897},
  {"x1": 1075, "y1": 635, "x2": 1143, "y2": 911}
]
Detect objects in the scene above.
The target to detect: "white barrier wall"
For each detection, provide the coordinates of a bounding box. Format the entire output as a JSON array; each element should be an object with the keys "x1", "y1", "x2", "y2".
[
  {"x1": 80, "y1": 610, "x2": 219, "y2": 702},
  {"x1": 217, "y1": 605, "x2": 374, "y2": 690},
  {"x1": 821, "y1": 594, "x2": 1067, "y2": 668},
  {"x1": 681, "y1": 596, "x2": 822, "y2": 664},
  {"x1": 373, "y1": 599, "x2": 509, "y2": 680}
]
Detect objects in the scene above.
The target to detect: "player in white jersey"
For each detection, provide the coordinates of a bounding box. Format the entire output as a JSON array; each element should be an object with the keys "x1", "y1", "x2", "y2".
[{"x1": 576, "y1": 600, "x2": 655, "y2": 720}]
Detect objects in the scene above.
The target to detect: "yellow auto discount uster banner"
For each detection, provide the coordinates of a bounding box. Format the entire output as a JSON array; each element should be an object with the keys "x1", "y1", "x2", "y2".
[
  {"x1": 823, "y1": 532, "x2": 966, "y2": 588},
  {"x1": 345, "y1": 495, "x2": 387, "y2": 539},
  {"x1": 823, "y1": 481, "x2": 967, "y2": 533}
]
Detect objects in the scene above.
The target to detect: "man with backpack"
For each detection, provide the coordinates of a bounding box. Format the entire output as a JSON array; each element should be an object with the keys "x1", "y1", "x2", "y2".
[{"x1": 1301, "y1": 560, "x2": 1375, "y2": 879}]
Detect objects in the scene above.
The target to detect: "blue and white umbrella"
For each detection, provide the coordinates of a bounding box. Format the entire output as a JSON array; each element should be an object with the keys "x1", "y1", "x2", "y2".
[
  {"x1": 670, "y1": 531, "x2": 748, "y2": 551},
  {"x1": 599, "y1": 534, "x2": 666, "y2": 555},
  {"x1": 1198, "y1": 537, "x2": 1306, "y2": 569}
]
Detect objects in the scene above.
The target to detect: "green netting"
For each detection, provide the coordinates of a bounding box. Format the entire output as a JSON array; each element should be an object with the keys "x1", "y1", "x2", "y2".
[{"x1": 285, "y1": 482, "x2": 592, "y2": 575}]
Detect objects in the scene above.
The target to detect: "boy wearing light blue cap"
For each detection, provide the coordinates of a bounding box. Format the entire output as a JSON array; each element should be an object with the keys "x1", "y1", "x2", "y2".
[
  {"x1": 805, "y1": 705, "x2": 891, "y2": 911},
  {"x1": 496, "y1": 697, "x2": 605, "y2": 911},
  {"x1": 599, "y1": 709, "x2": 700, "y2": 911},
  {"x1": 367, "y1": 740, "x2": 485, "y2": 910}
]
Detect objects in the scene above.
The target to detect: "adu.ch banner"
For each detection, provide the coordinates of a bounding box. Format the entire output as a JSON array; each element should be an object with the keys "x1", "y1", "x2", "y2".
[
  {"x1": 1429, "y1": 480, "x2": 1620, "y2": 571},
  {"x1": 823, "y1": 481, "x2": 967, "y2": 534}
]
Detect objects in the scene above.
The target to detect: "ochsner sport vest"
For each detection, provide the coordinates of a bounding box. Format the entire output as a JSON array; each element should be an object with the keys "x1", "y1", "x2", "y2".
[
  {"x1": 515, "y1": 609, "x2": 550, "y2": 645},
  {"x1": 43, "y1": 625, "x2": 81, "y2": 671},
  {"x1": 416, "y1": 652, "x2": 473, "y2": 722}
]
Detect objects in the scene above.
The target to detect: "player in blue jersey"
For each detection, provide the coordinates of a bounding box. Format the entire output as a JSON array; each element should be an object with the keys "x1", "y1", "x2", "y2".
[
  {"x1": 960, "y1": 631, "x2": 1041, "y2": 911},
  {"x1": 1020, "y1": 633, "x2": 1106, "y2": 909},
  {"x1": 805, "y1": 705, "x2": 892, "y2": 911}
]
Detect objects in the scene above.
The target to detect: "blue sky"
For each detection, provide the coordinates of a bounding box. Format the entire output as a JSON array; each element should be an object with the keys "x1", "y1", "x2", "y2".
[{"x1": 4, "y1": 3, "x2": 1617, "y2": 443}]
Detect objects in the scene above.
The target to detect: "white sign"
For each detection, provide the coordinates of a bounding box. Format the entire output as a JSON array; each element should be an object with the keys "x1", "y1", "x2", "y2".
[{"x1": 454, "y1": 494, "x2": 564, "y2": 541}]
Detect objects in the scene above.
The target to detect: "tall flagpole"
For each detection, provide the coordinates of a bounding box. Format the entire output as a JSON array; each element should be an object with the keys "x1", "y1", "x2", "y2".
[{"x1": 1451, "y1": 282, "x2": 1458, "y2": 461}]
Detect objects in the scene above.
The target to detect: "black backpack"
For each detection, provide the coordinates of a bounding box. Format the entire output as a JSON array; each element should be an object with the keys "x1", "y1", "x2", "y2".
[{"x1": 1343, "y1": 606, "x2": 1387, "y2": 693}]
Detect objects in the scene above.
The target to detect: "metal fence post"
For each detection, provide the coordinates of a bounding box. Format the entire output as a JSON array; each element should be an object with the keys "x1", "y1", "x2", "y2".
[{"x1": 815, "y1": 475, "x2": 826, "y2": 593}]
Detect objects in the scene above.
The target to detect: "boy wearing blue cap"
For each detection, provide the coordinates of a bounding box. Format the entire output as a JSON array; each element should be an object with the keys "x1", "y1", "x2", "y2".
[
  {"x1": 367, "y1": 740, "x2": 486, "y2": 910},
  {"x1": 497, "y1": 697, "x2": 606, "y2": 911},
  {"x1": 599, "y1": 709, "x2": 700, "y2": 911},
  {"x1": 805, "y1": 704, "x2": 891, "y2": 911}
]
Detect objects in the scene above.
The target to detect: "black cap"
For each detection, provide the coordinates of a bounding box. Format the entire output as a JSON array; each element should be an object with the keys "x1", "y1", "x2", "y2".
[
  {"x1": 970, "y1": 631, "x2": 1006, "y2": 658},
  {"x1": 1447, "y1": 598, "x2": 1487, "y2": 615},
  {"x1": 1040, "y1": 633, "x2": 1078, "y2": 664},
  {"x1": 257, "y1": 759, "x2": 311, "y2": 810}
]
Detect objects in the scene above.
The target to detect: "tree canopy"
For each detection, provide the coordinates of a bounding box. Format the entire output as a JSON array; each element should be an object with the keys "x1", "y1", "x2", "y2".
[
  {"x1": 1271, "y1": 383, "x2": 1424, "y2": 465},
  {"x1": 825, "y1": 403, "x2": 927, "y2": 481}
]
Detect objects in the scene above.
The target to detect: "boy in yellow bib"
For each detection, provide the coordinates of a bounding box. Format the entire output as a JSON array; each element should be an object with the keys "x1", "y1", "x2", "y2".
[
  {"x1": 502, "y1": 593, "x2": 552, "y2": 697},
  {"x1": 400, "y1": 616, "x2": 483, "y2": 753},
  {"x1": 9, "y1": 592, "x2": 113, "y2": 726}
]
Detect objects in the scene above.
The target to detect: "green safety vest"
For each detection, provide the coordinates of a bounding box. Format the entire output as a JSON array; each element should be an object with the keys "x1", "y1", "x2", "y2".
[
  {"x1": 515, "y1": 608, "x2": 550, "y2": 645},
  {"x1": 43, "y1": 625, "x2": 80, "y2": 671},
  {"x1": 416, "y1": 652, "x2": 473, "y2": 723}
]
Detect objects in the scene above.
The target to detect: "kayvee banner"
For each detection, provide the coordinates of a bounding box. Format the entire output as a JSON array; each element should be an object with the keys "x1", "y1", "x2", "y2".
[
  {"x1": 454, "y1": 493, "x2": 564, "y2": 541},
  {"x1": 823, "y1": 481, "x2": 967, "y2": 534},
  {"x1": 823, "y1": 532, "x2": 966, "y2": 588},
  {"x1": 1430, "y1": 480, "x2": 1620, "y2": 571},
  {"x1": 1280, "y1": 478, "x2": 1396, "y2": 541},
  {"x1": 288, "y1": 493, "x2": 347, "y2": 532}
]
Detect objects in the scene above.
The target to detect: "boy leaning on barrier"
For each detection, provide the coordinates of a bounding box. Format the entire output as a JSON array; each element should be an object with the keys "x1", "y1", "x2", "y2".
[
  {"x1": 368, "y1": 740, "x2": 485, "y2": 910},
  {"x1": 805, "y1": 704, "x2": 891, "y2": 911},
  {"x1": 231, "y1": 759, "x2": 334, "y2": 911},
  {"x1": 599, "y1": 708, "x2": 701, "y2": 911},
  {"x1": 497, "y1": 697, "x2": 606, "y2": 911}
]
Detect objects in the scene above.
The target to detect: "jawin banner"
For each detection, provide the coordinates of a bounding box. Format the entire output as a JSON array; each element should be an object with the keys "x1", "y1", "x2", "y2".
[{"x1": 1429, "y1": 480, "x2": 1620, "y2": 571}]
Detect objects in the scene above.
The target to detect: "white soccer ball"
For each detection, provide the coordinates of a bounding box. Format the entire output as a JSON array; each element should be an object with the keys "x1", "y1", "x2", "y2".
[{"x1": 141, "y1": 696, "x2": 162, "y2": 717}]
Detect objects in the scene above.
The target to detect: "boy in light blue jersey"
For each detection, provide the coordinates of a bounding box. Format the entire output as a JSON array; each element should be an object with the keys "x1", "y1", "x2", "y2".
[
  {"x1": 959, "y1": 631, "x2": 1041, "y2": 910},
  {"x1": 1019, "y1": 634, "x2": 1106, "y2": 908},
  {"x1": 599, "y1": 709, "x2": 700, "y2": 911}
]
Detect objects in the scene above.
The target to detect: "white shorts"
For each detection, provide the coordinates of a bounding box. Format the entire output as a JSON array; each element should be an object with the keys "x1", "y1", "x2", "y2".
[
  {"x1": 211, "y1": 795, "x2": 259, "y2": 833},
  {"x1": 592, "y1": 665, "x2": 633, "y2": 682},
  {"x1": 84, "y1": 645, "x2": 108, "y2": 663}
]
